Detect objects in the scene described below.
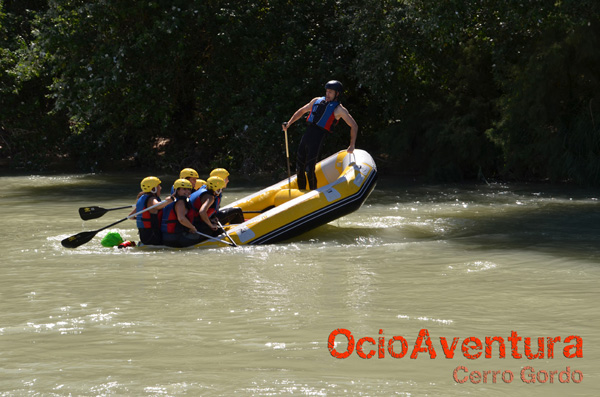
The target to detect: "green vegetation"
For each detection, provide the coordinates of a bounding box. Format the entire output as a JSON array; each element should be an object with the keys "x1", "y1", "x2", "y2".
[{"x1": 1, "y1": 0, "x2": 599, "y2": 184}]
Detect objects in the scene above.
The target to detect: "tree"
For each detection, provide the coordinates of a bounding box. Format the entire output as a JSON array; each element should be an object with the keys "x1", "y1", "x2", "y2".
[{"x1": 1, "y1": 0, "x2": 65, "y2": 170}]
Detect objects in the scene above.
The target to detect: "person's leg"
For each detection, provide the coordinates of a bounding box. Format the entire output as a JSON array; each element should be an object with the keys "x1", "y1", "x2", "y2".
[
  {"x1": 179, "y1": 231, "x2": 202, "y2": 247},
  {"x1": 139, "y1": 228, "x2": 162, "y2": 245},
  {"x1": 305, "y1": 131, "x2": 326, "y2": 190},
  {"x1": 162, "y1": 233, "x2": 182, "y2": 247},
  {"x1": 163, "y1": 231, "x2": 201, "y2": 248},
  {"x1": 197, "y1": 222, "x2": 220, "y2": 240},
  {"x1": 296, "y1": 133, "x2": 309, "y2": 190},
  {"x1": 216, "y1": 207, "x2": 244, "y2": 225}
]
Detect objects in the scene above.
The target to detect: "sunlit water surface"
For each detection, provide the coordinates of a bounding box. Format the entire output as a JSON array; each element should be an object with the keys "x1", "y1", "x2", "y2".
[{"x1": 0, "y1": 174, "x2": 598, "y2": 396}]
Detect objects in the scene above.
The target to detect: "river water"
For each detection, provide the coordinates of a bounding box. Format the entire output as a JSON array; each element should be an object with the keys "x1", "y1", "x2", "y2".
[{"x1": 0, "y1": 173, "x2": 598, "y2": 396}]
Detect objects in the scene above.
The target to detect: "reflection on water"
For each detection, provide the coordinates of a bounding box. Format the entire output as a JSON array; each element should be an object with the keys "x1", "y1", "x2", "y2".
[{"x1": 0, "y1": 175, "x2": 598, "y2": 395}]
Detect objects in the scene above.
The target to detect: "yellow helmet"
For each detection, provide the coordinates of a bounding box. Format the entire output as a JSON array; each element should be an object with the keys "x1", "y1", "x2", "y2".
[
  {"x1": 141, "y1": 176, "x2": 161, "y2": 193},
  {"x1": 195, "y1": 179, "x2": 207, "y2": 190},
  {"x1": 210, "y1": 168, "x2": 229, "y2": 180},
  {"x1": 173, "y1": 178, "x2": 193, "y2": 190},
  {"x1": 180, "y1": 168, "x2": 199, "y2": 179},
  {"x1": 207, "y1": 176, "x2": 226, "y2": 191}
]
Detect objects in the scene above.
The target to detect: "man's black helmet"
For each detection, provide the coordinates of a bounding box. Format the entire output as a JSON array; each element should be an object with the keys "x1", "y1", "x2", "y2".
[{"x1": 325, "y1": 80, "x2": 343, "y2": 93}]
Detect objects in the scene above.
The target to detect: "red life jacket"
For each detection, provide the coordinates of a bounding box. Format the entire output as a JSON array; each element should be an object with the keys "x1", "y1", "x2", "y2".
[{"x1": 160, "y1": 197, "x2": 195, "y2": 234}]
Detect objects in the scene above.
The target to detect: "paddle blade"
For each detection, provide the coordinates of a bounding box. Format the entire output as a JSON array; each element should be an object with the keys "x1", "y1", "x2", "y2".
[
  {"x1": 79, "y1": 206, "x2": 108, "y2": 220},
  {"x1": 61, "y1": 231, "x2": 98, "y2": 248}
]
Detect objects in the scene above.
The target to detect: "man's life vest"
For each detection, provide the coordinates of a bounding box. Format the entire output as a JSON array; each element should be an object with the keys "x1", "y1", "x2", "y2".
[{"x1": 306, "y1": 97, "x2": 339, "y2": 132}]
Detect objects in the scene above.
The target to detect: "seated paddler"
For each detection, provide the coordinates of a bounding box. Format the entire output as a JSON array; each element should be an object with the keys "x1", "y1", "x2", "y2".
[
  {"x1": 190, "y1": 176, "x2": 228, "y2": 239},
  {"x1": 161, "y1": 178, "x2": 202, "y2": 248},
  {"x1": 207, "y1": 168, "x2": 244, "y2": 225},
  {"x1": 130, "y1": 176, "x2": 173, "y2": 246}
]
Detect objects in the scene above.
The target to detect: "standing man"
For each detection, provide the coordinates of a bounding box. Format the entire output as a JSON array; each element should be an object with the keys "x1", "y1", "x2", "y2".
[{"x1": 282, "y1": 80, "x2": 358, "y2": 190}]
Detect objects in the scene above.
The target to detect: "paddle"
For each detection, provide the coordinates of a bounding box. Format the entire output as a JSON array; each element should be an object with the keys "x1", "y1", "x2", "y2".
[
  {"x1": 195, "y1": 231, "x2": 236, "y2": 247},
  {"x1": 61, "y1": 200, "x2": 167, "y2": 249},
  {"x1": 282, "y1": 121, "x2": 292, "y2": 197},
  {"x1": 216, "y1": 219, "x2": 238, "y2": 247},
  {"x1": 79, "y1": 205, "x2": 135, "y2": 220}
]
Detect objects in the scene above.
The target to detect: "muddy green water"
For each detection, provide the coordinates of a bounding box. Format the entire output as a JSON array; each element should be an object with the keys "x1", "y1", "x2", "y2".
[{"x1": 0, "y1": 174, "x2": 598, "y2": 396}]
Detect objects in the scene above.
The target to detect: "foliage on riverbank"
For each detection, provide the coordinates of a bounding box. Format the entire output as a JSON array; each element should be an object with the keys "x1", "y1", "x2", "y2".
[{"x1": 1, "y1": 0, "x2": 599, "y2": 184}]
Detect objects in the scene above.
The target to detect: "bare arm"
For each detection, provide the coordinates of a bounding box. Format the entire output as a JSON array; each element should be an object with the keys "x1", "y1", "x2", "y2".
[
  {"x1": 175, "y1": 200, "x2": 196, "y2": 233},
  {"x1": 199, "y1": 196, "x2": 219, "y2": 231},
  {"x1": 149, "y1": 196, "x2": 173, "y2": 214},
  {"x1": 335, "y1": 104, "x2": 358, "y2": 153},
  {"x1": 282, "y1": 97, "x2": 319, "y2": 132},
  {"x1": 129, "y1": 195, "x2": 173, "y2": 217},
  {"x1": 129, "y1": 192, "x2": 144, "y2": 217}
]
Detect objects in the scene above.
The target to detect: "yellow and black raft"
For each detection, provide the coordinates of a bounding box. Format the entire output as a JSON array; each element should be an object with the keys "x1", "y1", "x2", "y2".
[{"x1": 188, "y1": 149, "x2": 377, "y2": 248}]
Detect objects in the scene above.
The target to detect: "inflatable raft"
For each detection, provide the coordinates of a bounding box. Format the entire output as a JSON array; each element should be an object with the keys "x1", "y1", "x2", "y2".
[{"x1": 181, "y1": 149, "x2": 377, "y2": 248}]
